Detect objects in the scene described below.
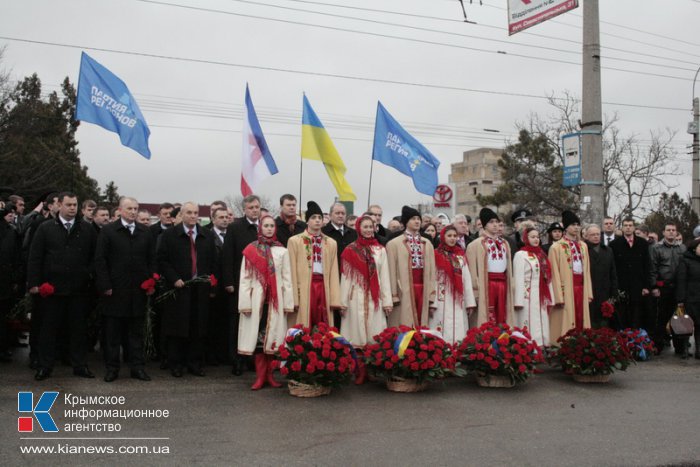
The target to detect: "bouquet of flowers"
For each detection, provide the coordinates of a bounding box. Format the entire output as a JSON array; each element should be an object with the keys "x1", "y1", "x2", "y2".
[
  {"x1": 620, "y1": 328, "x2": 656, "y2": 361},
  {"x1": 153, "y1": 274, "x2": 217, "y2": 304},
  {"x1": 141, "y1": 273, "x2": 164, "y2": 358},
  {"x1": 555, "y1": 327, "x2": 633, "y2": 377},
  {"x1": 274, "y1": 323, "x2": 356, "y2": 391},
  {"x1": 601, "y1": 301, "x2": 615, "y2": 319},
  {"x1": 457, "y1": 322, "x2": 543, "y2": 385},
  {"x1": 364, "y1": 326, "x2": 460, "y2": 386}
]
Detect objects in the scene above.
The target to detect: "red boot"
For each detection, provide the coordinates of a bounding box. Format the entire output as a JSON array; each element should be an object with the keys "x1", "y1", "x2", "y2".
[
  {"x1": 354, "y1": 349, "x2": 366, "y2": 385},
  {"x1": 265, "y1": 355, "x2": 282, "y2": 388},
  {"x1": 251, "y1": 353, "x2": 267, "y2": 390}
]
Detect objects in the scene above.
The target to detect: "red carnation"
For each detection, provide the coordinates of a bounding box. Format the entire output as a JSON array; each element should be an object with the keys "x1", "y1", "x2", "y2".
[
  {"x1": 153, "y1": 273, "x2": 161, "y2": 280},
  {"x1": 293, "y1": 345, "x2": 304, "y2": 354},
  {"x1": 601, "y1": 301, "x2": 615, "y2": 319},
  {"x1": 140, "y1": 277, "x2": 156, "y2": 293},
  {"x1": 291, "y1": 361, "x2": 302, "y2": 372},
  {"x1": 209, "y1": 275, "x2": 218, "y2": 287},
  {"x1": 280, "y1": 366, "x2": 289, "y2": 376},
  {"x1": 38, "y1": 282, "x2": 55, "y2": 298}
]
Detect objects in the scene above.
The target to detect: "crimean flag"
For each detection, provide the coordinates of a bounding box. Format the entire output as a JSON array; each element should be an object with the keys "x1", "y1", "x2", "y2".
[
  {"x1": 301, "y1": 95, "x2": 356, "y2": 201},
  {"x1": 241, "y1": 84, "x2": 279, "y2": 196}
]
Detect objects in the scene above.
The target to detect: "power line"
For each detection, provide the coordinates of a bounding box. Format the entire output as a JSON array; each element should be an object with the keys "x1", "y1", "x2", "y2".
[
  {"x1": 133, "y1": 0, "x2": 695, "y2": 81},
  {"x1": 1, "y1": 36, "x2": 688, "y2": 113}
]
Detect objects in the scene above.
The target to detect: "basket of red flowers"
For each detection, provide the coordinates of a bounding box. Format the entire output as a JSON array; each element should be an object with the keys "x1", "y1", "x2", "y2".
[
  {"x1": 555, "y1": 328, "x2": 633, "y2": 383},
  {"x1": 457, "y1": 322, "x2": 543, "y2": 388},
  {"x1": 364, "y1": 326, "x2": 459, "y2": 393},
  {"x1": 274, "y1": 323, "x2": 356, "y2": 397}
]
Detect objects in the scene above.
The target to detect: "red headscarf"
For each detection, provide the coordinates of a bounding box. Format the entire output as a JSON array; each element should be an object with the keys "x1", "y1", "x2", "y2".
[
  {"x1": 242, "y1": 215, "x2": 283, "y2": 309},
  {"x1": 435, "y1": 225, "x2": 465, "y2": 303},
  {"x1": 341, "y1": 214, "x2": 381, "y2": 304},
  {"x1": 519, "y1": 226, "x2": 552, "y2": 306}
]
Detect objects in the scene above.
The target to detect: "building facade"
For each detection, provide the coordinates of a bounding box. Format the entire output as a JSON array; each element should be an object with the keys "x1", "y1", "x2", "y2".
[{"x1": 449, "y1": 147, "x2": 512, "y2": 218}]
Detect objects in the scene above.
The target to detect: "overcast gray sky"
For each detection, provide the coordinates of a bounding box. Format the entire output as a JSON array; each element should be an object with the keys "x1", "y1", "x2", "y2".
[{"x1": 1, "y1": 0, "x2": 697, "y2": 220}]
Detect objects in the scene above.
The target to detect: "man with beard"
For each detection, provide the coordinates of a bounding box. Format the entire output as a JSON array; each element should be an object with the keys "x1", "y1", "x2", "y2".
[
  {"x1": 95, "y1": 197, "x2": 155, "y2": 382},
  {"x1": 223, "y1": 194, "x2": 262, "y2": 375},
  {"x1": 275, "y1": 194, "x2": 305, "y2": 247},
  {"x1": 28, "y1": 192, "x2": 97, "y2": 380}
]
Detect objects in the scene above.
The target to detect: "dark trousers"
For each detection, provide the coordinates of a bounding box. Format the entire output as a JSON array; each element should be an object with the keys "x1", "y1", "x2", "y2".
[
  {"x1": 228, "y1": 310, "x2": 240, "y2": 363},
  {"x1": 684, "y1": 302, "x2": 700, "y2": 351},
  {"x1": 653, "y1": 286, "x2": 682, "y2": 351},
  {"x1": 168, "y1": 295, "x2": 203, "y2": 371},
  {"x1": 206, "y1": 295, "x2": 230, "y2": 364},
  {"x1": 0, "y1": 298, "x2": 10, "y2": 353},
  {"x1": 617, "y1": 295, "x2": 645, "y2": 330},
  {"x1": 29, "y1": 296, "x2": 42, "y2": 362},
  {"x1": 102, "y1": 315, "x2": 145, "y2": 371},
  {"x1": 38, "y1": 295, "x2": 88, "y2": 370}
]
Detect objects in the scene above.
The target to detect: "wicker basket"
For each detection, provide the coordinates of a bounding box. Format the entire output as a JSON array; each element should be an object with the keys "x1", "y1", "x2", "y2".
[
  {"x1": 475, "y1": 373, "x2": 516, "y2": 388},
  {"x1": 386, "y1": 377, "x2": 429, "y2": 393},
  {"x1": 288, "y1": 380, "x2": 332, "y2": 398},
  {"x1": 572, "y1": 373, "x2": 611, "y2": 383}
]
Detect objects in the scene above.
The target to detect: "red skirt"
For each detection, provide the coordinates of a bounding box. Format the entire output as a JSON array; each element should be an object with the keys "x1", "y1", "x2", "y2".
[
  {"x1": 309, "y1": 274, "x2": 327, "y2": 327},
  {"x1": 573, "y1": 273, "x2": 584, "y2": 331},
  {"x1": 412, "y1": 268, "x2": 424, "y2": 325},
  {"x1": 487, "y1": 272, "x2": 507, "y2": 324}
]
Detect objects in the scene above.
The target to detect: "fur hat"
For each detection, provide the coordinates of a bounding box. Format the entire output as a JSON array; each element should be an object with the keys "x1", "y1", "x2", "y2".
[
  {"x1": 562, "y1": 210, "x2": 581, "y2": 229},
  {"x1": 479, "y1": 207, "x2": 499, "y2": 227},
  {"x1": 305, "y1": 201, "x2": 323, "y2": 222},
  {"x1": 400, "y1": 205, "x2": 421, "y2": 228}
]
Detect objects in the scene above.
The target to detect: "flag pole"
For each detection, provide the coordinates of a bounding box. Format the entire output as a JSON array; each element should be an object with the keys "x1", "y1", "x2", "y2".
[
  {"x1": 299, "y1": 156, "x2": 304, "y2": 215},
  {"x1": 367, "y1": 159, "x2": 374, "y2": 211}
]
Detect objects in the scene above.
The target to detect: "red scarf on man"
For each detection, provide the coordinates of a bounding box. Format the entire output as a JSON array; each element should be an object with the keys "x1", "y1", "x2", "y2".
[
  {"x1": 280, "y1": 211, "x2": 298, "y2": 234},
  {"x1": 341, "y1": 215, "x2": 381, "y2": 304},
  {"x1": 435, "y1": 226, "x2": 465, "y2": 304},
  {"x1": 519, "y1": 233, "x2": 552, "y2": 306},
  {"x1": 242, "y1": 215, "x2": 283, "y2": 309}
]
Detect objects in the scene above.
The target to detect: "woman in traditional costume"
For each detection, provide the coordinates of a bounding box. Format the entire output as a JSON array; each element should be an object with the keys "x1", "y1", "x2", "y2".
[{"x1": 238, "y1": 215, "x2": 294, "y2": 390}]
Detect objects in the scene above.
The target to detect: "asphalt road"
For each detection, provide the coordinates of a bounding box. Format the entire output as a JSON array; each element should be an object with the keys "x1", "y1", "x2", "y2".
[{"x1": 1, "y1": 347, "x2": 699, "y2": 467}]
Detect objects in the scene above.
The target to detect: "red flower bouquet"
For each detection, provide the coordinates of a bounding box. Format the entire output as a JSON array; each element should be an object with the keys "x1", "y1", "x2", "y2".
[
  {"x1": 140, "y1": 273, "x2": 162, "y2": 294},
  {"x1": 601, "y1": 301, "x2": 615, "y2": 319},
  {"x1": 274, "y1": 323, "x2": 356, "y2": 396},
  {"x1": 38, "y1": 282, "x2": 55, "y2": 298},
  {"x1": 364, "y1": 326, "x2": 460, "y2": 391},
  {"x1": 555, "y1": 328, "x2": 633, "y2": 381},
  {"x1": 457, "y1": 322, "x2": 543, "y2": 387},
  {"x1": 620, "y1": 328, "x2": 656, "y2": 361},
  {"x1": 209, "y1": 274, "x2": 218, "y2": 287}
]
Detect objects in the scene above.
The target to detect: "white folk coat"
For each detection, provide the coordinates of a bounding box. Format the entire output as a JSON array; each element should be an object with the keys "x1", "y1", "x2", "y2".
[
  {"x1": 237, "y1": 246, "x2": 294, "y2": 355},
  {"x1": 429, "y1": 254, "x2": 476, "y2": 345},
  {"x1": 339, "y1": 245, "x2": 393, "y2": 348},
  {"x1": 512, "y1": 250, "x2": 554, "y2": 347}
]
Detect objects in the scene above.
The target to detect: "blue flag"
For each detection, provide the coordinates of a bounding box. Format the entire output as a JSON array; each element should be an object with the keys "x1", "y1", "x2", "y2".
[
  {"x1": 76, "y1": 52, "x2": 151, "y2": 159},
  {"x1": 372, "y1": 101, "x2": 440, "y2": 196}
]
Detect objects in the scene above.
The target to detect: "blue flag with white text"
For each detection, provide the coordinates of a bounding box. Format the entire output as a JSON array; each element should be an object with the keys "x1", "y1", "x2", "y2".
[
  {"x1": 372, "y1": 101, "x2": 440, "y2": 196},
  {"x1": 76, "y1": 52, "x2": 151, "y2": 159}
]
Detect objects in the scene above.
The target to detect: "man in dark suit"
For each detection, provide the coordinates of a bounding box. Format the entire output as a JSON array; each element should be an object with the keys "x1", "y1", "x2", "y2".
[
  {"x1": 602, "y1": 216, "x2": 619, "y2": 247},
  {"x1": 367, "y1": 204, "x2": 388, "y2": 245},
  {"x1": 506, "y1": 207, "x2": 532, "y2": 258},
  {"x1": 275, "y1": 194, "x2": 305, "y2": 247},
  {"x1": 322, "y1": 203, "x2": 357, "y2": 328},
  {"x1": 610, "y1": 217, "x2": 651, "y2": 329},
  {"x1": 157, "y1": 202, "x2": 216, "y2": 377},
  {"x1": 149, "y1": 202, "x2": 175, "y2": 241},
  {"x1": 584, "y1": 224, "x2": 618, "y2": 328},
  {"x1": 27, "y1": 192, "x2": 97, "y2": 380},
  {"x1": 204, "y1": 201, "x2": 227, "y2": 231},
  {"x1": 94, "y1": 197, "x2": 155, "y2": 382},
  {"x1": 206, "y1": 207, "x2": 230, "y2": 365},
  {"x1": 223, "y1": 194, "x2": 261, "y2": 375}
]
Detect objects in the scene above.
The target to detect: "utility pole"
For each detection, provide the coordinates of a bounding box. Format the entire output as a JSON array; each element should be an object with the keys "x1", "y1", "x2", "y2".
[
  {"x1": 580, "y1": 0, "x2": 604, "y2": 223},
  {"x1": 691, "y1": 96, "x2": 700, "y2": 215}
]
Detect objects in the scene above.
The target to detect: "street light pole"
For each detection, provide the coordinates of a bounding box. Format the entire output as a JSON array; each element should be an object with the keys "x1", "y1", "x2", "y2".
[{"x1": 691, "y1": 66, "x2": 700, "y2": 216}]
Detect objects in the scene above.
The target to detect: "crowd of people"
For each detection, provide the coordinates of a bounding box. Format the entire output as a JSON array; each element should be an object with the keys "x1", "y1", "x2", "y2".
[{"x1": 0, "y1": 191, "x2": 698, "y2": 389}]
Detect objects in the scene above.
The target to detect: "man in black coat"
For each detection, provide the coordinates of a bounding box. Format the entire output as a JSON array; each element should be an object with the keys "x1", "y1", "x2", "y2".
[
  {"x1": 0, "y1": 203, "x2": 21, "y2": 362},
  {"x1": 94, "y1": 197, "x2": 156, "y2": 382},
  {"x1": 506, "y1": 207, "x2": 532, "y2": 258},
  {"x1": 322, "y1": 202, "x2": 357, "y2": 327},
  {"x1": 149, "y1": 202, "x2": 175, "y2": 241},
  {"x1": 206, "y1": 207, "x2": 231, "y2": 365},
  {"x1": 157, "y1": 202, "x2": 216, "y2": 377},
  {"x1": 584, "y1": 224, "x2": 618, "y2": 328},
  {"x1": 148, "y1": 202, "x2": 174, "y2": 366},
  {"x1": 223, "y1": 194, "x2": 261, "y2": 375},
  {"x1": 322, "y1": 202, "x2": 357, "y2": 265},
  {"x1": 27, "y1": 192, "x2": 97, "y2": 380},
  {"x1": 275, "y1": 194, "x2": 306, "y2": 247},
  {"x1": 367, "y1": 204, "x2": 388, "y2": 245},
  {"x1": 610, "y1": 217, "x2": 651, "y2": 329}
]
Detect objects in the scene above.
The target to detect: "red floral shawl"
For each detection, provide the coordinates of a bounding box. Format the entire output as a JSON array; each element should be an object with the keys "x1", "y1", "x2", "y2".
[
  {"x1": 519, "y1": 230, "x2": 552, "y2": 306},
  {"x1": 341, "y1": 215, "x2": 381, "y2": 304},
  {"x1": 242, "y1": 215, "x2": 283, "y2": 309},
  {"x1": 435, "y1": 225, "x2": 465, "y2": 304}
]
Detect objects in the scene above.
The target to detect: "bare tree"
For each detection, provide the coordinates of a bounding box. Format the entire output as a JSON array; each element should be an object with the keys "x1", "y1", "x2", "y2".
[{"x1": 224, "y1": 194, "x2": 278, "y2": 218}]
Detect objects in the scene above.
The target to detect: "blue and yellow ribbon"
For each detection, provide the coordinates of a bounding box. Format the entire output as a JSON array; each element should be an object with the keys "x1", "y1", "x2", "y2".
[{"x1": 393, "y1": 330, "x2": 417, "y2": 358}]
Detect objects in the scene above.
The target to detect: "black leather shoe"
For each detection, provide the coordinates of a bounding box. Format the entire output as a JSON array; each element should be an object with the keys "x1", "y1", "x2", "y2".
[
  {"x1": 104, "y1": 369, "x2": 119, "y2": 382},
  {"x1": 231, "y1": 359, "x2": 243, "y2": 376},
  {"x1": 188, "y1": 367, "x2": 205, "y2": 377},
  {"x1": 34, "y1": 368, "x2": 51, "y2": 381},
  {"x1": 131, "y1": 369, "x2": 151, "y2": 381},
  {"x1": 170, "y1": 368, "x2": 183, "y2": 378},
  {"x1": 74, "y1": 367, "x2": 95, "y2": 378}
]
